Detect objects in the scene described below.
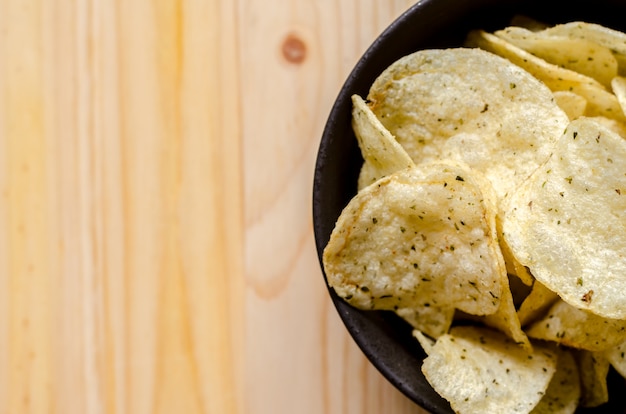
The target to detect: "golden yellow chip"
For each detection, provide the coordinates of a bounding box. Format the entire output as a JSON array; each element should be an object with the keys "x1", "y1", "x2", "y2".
[
  {"x1": 508, "y1": 15, "x2": 549, "y2": 32},
  {"x1": 366, "y1": 47, "x2": 569, "y2": 202},
  {"x1": 526, "y1": 300, "x2": 626, "y2": 352},
  {"x1": 502, "y1": 117, "x2": 626, "y2": 319},
  {"x1": 574, "y1": 350, "x2": 610, "y2": 408},
  {"x1": 356, "y1": 162, "x2": 378, "y2": 191},
  {"x1": 323, "y1": 161, "x2": 505, "y2": 316},
  {"x1": 604, "y1": 339, "x2": 626, "y2": 379},
  {"x1": 552, "y1": 91, "x2": 587, "y2": 120},
  {"x1": 422, "y1": 326, "x2": 556, "y2": 414},
  {"x1": 611, "y1": 76, "x2": 626, "y2": 116},
  {"x1": 466, "y1": 30, "x2": 626, "y2": 122},
  {"x1": 396, "y1": 305, "x2": 454, "y2": 339},
  {"x1": 476, "y1": 277, "x2": 531, "y2": 350},
  {"x1": 531, "y1": 348, "x2": 580, "y2": 414},
  {"x1": 497, "y1": 219, "x2": 534, "y2": 286},
  {"x1": 413, "y1": 329, "x2": 436, "y2": 355},
  {"x1": 542, "y1": 21, "x2": 626, "y2": 75},
  {"x1": 351, "y1": 94, "x2": 415, "y2": 188},
  {"x1": 494, "y1": 26, "x2": 618, "y2": 87},
  {"x1": 587, "y1": 115, "x2": 626, "y2": 138},
  {"x1": 517, "y1": 280, "x2": 559, "y2": 327}
]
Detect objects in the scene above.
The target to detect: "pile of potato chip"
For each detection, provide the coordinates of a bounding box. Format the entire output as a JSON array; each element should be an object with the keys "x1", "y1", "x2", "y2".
[{"x1": 323, "y1": 17, "x2": 626, "y2": 413}]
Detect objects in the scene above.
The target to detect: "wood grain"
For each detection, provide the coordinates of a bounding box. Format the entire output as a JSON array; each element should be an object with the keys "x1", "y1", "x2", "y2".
[{"x1": 0, "y1": 0, "x2": 429, "y2": 413}]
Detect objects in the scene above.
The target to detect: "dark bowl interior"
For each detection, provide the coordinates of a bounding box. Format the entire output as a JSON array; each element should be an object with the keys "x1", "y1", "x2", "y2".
[{"x1": 312, "y1": 0, "x2": 626, "y2": 412}]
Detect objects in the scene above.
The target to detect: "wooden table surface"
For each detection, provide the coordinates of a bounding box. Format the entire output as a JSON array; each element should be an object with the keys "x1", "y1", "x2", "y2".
[{"x1": 0, "y1": 0, "x2": 430, "y2": 412}]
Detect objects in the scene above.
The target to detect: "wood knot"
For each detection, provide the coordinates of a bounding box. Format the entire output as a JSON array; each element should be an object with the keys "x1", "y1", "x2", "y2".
[{"x1": 281, "y1": 33, "x2": 307, "y2": 64}]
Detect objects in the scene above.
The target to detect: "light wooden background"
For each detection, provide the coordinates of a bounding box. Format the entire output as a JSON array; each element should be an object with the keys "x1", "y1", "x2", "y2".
[{"x1": 0, "y1": 0, "x2": 430, "y2": 413}]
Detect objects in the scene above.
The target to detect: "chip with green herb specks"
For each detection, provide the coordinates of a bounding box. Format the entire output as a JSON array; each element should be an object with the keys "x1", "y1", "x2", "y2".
[
  {"x1": 575, "y1": 350, "x2": 610, "y2": 408},
  {"x1": 396, "y1": 305, "x2": 454, "y2": 339},
  {"x1": 350, "y1": 93, "x2": 415, "y2": 189},
  {"x1": 422, "y1": 325, "x2": 556, "y2": 414},
  {"x1": 366, "y1": 47, "x2": 569, "y2": 202},
  {"x1": 493, "y1": 26, "x2": 618, "y2": 88},
  {"x1": 604, "y1": 339, "x2": 626, "y2": 379},
  {"x1": 526, "y1": 299, "x2": 626, "y2": 352},
  {"x1": 502, "y1": 117, "x2": 626, "y2": 319},
  {"x1": 466, "y1": 30, "x2": 626, "y2": 123},
  {"x1": 323, "y1": 161, "x2": 505, "y2": 317},
  {"x1": 541, "y1": 21, "x2": 626, "y2": 75},
  {"x1": 530, "y1": 348, "x2": 580, "y2": 414}
]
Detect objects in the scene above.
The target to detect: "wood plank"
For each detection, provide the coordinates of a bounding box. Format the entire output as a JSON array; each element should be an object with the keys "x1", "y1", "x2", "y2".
[
  {"x1": 0, "y1": 1, "x2": 57, "y2": 412},
  {"x1": 0, "y1": 0, "x2": 246, "y2": 412},
  {"x1": 0, "y1": 0, "x2": 430, "y2": 412}
]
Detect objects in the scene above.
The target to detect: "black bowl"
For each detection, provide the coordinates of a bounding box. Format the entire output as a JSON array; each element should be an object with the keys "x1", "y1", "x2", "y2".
[{"x1": 312, "y1": 0, "x2": 626, "y2": 412}]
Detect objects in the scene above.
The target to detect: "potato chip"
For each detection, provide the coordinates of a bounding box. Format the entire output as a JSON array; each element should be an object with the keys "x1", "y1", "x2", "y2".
[
  {"x1": 604, "y1": 339, "x2": 626, "y2": 379},
  {"x1": 421, "y1": 326, "x2": 556, "y2": 414},
  {"x1": 575, "y1": 82, "x2": 626, "y2": 121},
  {"x1": 587, "y1": 115, "x2": 626, "y2": 138},
  {"x1": 357, "y1": 162, "x2": 380, "y2": 191},
  {"x1": 396, "y1": 305, "x2": 454, "y2": 339},
  {"x1": 366, "y1": 47, "x2": 569, "y2": 201},
  {"x1": 611, "y1": 75, "x2": 626, "y2": 115},
  {"x1": 323, "y1": 162, "x2": 506, "y2": 316},
  {"x1": 497, "y1": 218, "x2": 534, "y2": 286},
  {"x1": 413, "y1": 329, "x2": 436, "y2": 355},
  {"x1": 526, "y1": 300, "x2": 626, "y2": 352},
  {"x1": 531, "y1": 348, "x2": 580, "y2": 414},
  {"x1": 466, "y1": 30, "x2": 626, "y2": 122},
  {"x1": 452, "y1": 256, "x2": 531, "y2": 347},
  {"x1": 502, "y1": 117, "x2": 626, "y2": 319},
  {"x1": 542, "y1": 21, "x2": 626, "y2": 75},
  {"x1": 553, "y1": 91, "x2": 587, "y2": 120},
  {"x1": 351, "y1": 94, "x2": 415, "y2": 187},
  {"x1": 574, "y1": 350, "x2": 610, "y2": 407},
  {"x1": 477, "y1": 277, "x2": 531, "y2": 350},
  {"x1": 494, "y1": 26, "x2": 618, "y2": 87},
  {"x1": 456, "y1": 280, "x2": 531, "y2": 350},
  {"x1": 509, "y1": 15, "x2": 549, "y2": 32},
  {"x1": 466, "y1": 30, "x2": 605, "y2": 90},
  {"x1": 517, "y1": 280, "x2": 559, "y2": 327}
]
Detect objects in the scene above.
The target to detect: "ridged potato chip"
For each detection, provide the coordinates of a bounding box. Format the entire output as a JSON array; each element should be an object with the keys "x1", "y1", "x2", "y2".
[
  {"x1": 502, "y1": 117, "x2": 626, "y2": 319},
  {"x1": 422, "y1": 326, "x2": 556, "y2": 414},
  {"x1": 323, "y1": 162, "x2": 505, "y2": 316}
]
